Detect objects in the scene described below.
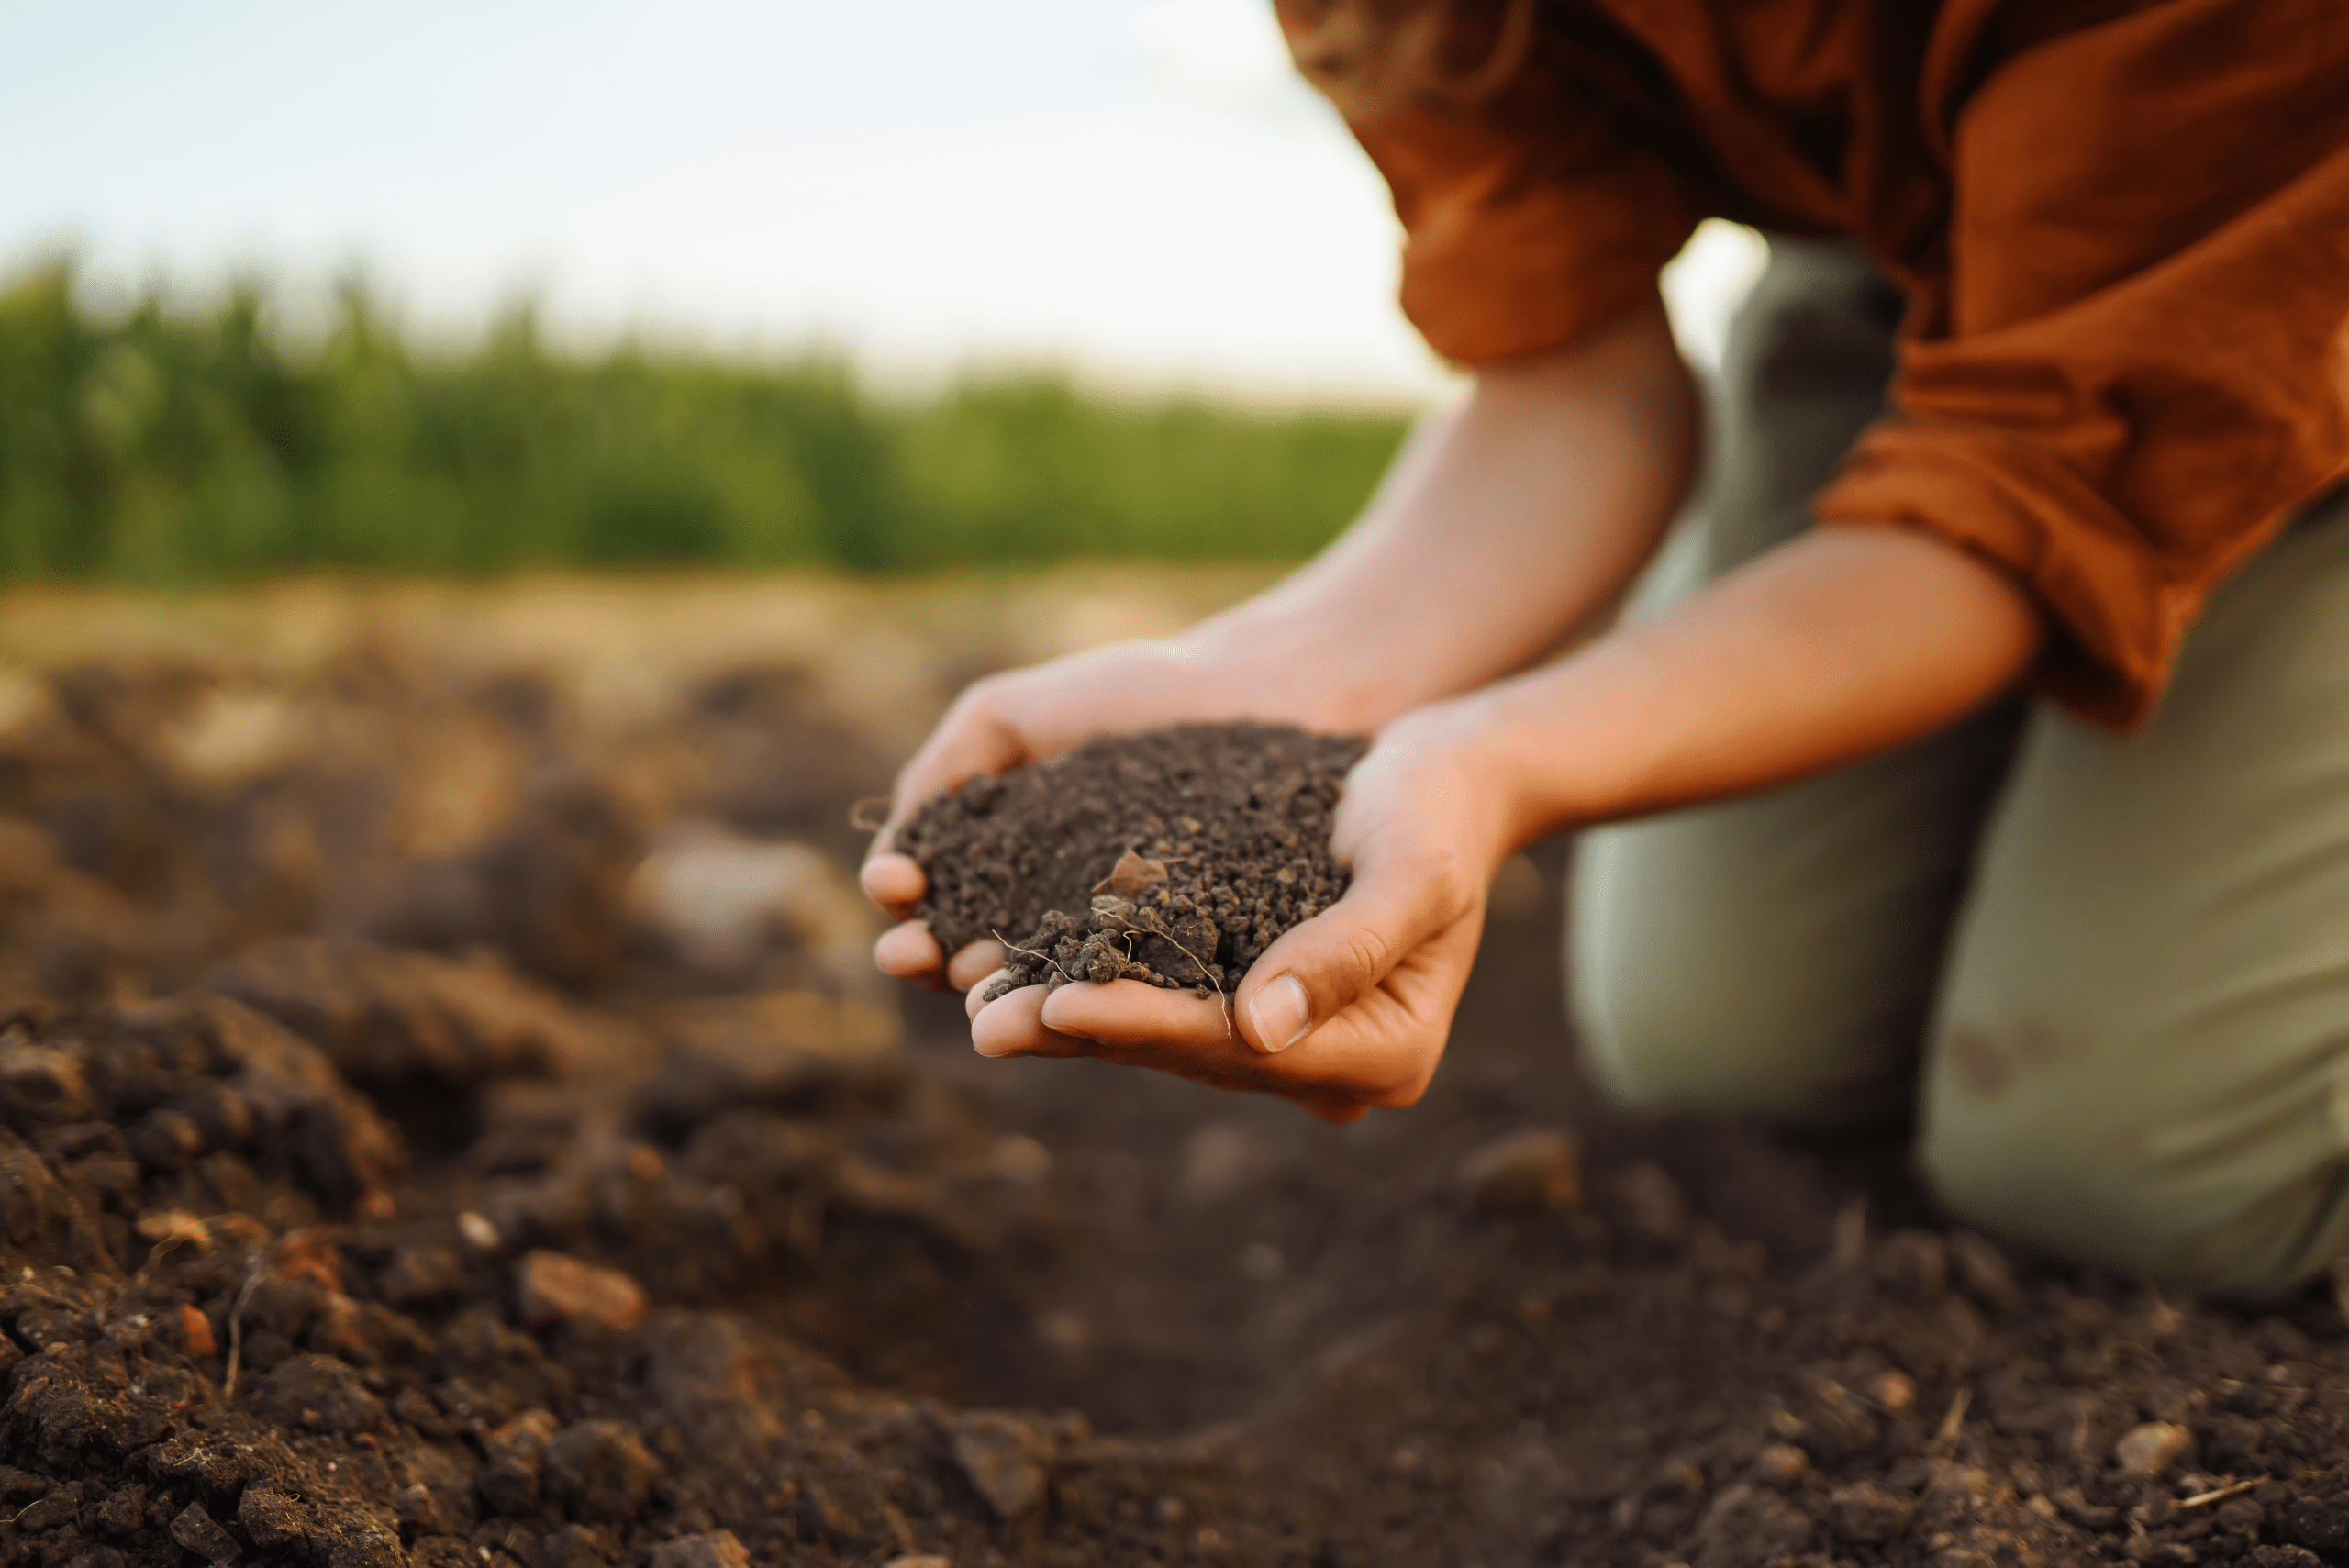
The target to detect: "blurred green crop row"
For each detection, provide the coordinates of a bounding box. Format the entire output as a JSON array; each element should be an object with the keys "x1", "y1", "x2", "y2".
[{"x1": 0, "y1": 262, "x2": 1416, "y2": 581}]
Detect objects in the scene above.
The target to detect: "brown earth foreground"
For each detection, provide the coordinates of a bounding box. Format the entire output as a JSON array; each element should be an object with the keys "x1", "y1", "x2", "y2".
[{"x1": 4, "y1": 573, "x2": 2348, "y2": 1568}]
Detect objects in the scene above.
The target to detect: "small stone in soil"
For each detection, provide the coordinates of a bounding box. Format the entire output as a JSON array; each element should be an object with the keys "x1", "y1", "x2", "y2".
[
  {"x1": 1870, "y1": 1368, "x2": 1918, "y2": 1413},
  {"x1": 990, "y1": 1134, "x2": 1052, "y2": 1184},
  {"x1": 2116, "y1": 1421, "x2": 2195, "y2": 1476},
  {"x1": 1614, "y1": 1161, "x2": 1692, "y2": 1243},
  {"x1": 1458, "y1": 1128, "x2": 1583, "y2": 1214},
  {"x1": 517, "y1": 1249, "x2": 649, "y2": 1332},
  {"x1": 950, "y1": 1410, "x2": 1056, "y2": 1519},
  {"x1": 177, "y1": 1300, "x2": 217, "y2": 1357},
  {"x1": 648, "y1": 1533, "x2": 751, "y2": 1568},
  {"x1": 170, "y1": 1502, "x2": 243, "y2": 1565},
  {"x1": 394, "y1": 1484, "x2": 449, "y2": 1535}
]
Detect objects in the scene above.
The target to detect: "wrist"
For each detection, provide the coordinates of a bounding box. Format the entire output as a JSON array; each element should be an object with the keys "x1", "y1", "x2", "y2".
[
  {"x1": 1173, "y1": 611, "x2": 1386, "y2": 733},
  {"x1": 1372, "y1": 695, "x2": 1540, "y2": 874},
  {"x1": 1380, "y1": 656, "x2": 1640, "y2": 859}
]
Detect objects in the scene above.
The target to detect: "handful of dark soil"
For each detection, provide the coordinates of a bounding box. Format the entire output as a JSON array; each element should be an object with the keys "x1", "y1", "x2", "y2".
[{"x1": 896, "y1": 723, "x2": 1368, "y2": 1004}]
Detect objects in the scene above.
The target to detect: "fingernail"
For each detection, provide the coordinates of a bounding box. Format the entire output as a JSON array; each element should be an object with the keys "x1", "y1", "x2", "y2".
[{"x1": 1249, "y1": 974, "x2": 1314, "y2": 1054}]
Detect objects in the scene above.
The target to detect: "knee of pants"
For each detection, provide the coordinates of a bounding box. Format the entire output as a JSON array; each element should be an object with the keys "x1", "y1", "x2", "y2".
[
  {"x1": 1571, "y1": 921, "x2": 1901, "y2": 1122},
  {"x1": 1918, "y1": 1076, "x2": 2349, "y2": 1299},
  {"x1": 1575, "y1": 984, "x2": 1721, "y2": 1115},
  {"x1": 1575, "y1": 964, "x2": 1769, "y2": 1115}
]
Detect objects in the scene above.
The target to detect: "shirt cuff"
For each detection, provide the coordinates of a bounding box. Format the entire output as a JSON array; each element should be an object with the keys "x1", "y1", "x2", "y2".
[{"x1": 1811, "y1": 423, "x2": 2286, "y2": 729}]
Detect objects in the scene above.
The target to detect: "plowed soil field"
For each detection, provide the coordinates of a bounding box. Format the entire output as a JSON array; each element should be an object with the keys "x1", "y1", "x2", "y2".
[{"x1": 3, "y1": 573, "x2": 2346, "y2": 1568}]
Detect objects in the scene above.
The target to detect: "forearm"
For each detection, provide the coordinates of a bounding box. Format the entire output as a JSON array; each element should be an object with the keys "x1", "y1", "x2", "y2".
[
  {"x1": 1407, "y1": 527, "x2": 2043, "y2": 856},
  {"x1": 1181, "y1": 301, "x2": 1699, "y2": 732}
]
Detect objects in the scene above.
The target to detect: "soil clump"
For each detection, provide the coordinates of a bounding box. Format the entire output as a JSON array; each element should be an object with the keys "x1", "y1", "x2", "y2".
[{"x1": 896, "y1": 724, "x2": 1367, "y2": 1003}]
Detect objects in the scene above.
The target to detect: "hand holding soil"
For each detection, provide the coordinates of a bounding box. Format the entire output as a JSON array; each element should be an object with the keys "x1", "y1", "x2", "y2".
[{"x1": 886, "y1": 717, "x2": 1506, "y2": 1122}]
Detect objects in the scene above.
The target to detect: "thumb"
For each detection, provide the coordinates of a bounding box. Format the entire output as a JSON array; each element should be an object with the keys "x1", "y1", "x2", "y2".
[
  {"x1": 1233, "y1": 848, "x2": 1475, "y2": 1055},
  {"x1": 888, "y1": 723, "x2": 1023, "y2": 834},
  {"x1": 885, "y1": 685, "x2": 1030, "y2": 832}
]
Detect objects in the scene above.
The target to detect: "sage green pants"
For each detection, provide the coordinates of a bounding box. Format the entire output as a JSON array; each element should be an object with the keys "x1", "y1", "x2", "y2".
[{"x1": 1569, "y1": 237, "x2": 2349, "y2": 1296}]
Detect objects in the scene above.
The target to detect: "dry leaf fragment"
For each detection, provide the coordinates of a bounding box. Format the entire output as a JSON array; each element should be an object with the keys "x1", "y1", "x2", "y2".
[
  {"x1": 1093, "y1": 851, "x2": 1169, "y2": 898},
  {"x1": 136, "y1": 1210, "x2": 214, "y2": 1252}
]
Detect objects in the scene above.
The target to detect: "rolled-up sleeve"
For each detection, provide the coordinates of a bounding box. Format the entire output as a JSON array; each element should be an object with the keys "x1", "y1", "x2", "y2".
[
  {"x1": 1343, "y1": 100, "x2": 1698, "y2": 366},
  {"x1": 1814, "y1": 0, "x2": 2349, "y2": 728}
]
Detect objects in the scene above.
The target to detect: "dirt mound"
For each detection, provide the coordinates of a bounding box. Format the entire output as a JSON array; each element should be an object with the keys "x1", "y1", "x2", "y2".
[
  {"x1": 0, "y1": 946, "x2": 1130, "y2": 1568},
  {"x1": 897, "y1": 724, "x2": 1366, "y2": 999},
  {"x1": 4, "y1": 609, "x2": 2349, "y2": 1568}
]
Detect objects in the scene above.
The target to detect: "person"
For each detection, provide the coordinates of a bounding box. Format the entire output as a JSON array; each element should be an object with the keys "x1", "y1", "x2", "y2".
[{"x1": 862, "y1": 0, "x2": 2349, "y2": 1295}]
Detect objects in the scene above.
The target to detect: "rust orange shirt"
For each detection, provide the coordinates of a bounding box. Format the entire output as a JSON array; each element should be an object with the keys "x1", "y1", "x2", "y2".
[{"x1": 1316, "y1": 0, "x2": 2349, "y2": 726}]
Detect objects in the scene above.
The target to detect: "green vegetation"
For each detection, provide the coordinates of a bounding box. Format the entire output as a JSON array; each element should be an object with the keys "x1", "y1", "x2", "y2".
[{"x1": 0, "y1": 262, "x2": 1414, "y2": 581}]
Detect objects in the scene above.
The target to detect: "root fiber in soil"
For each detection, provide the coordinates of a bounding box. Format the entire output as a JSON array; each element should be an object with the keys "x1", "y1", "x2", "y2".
[{"x1": 895, "y1": 724, "x2": 1367, "y2": 1002}]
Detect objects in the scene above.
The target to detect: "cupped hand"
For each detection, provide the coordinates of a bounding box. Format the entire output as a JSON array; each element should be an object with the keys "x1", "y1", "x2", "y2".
[
  {"x1": 960, "y1": 717, "x2": 1512, "y2": 1121},
  {"x1": 860, "y1": 637, "x2": 1263, "y2": 990}
]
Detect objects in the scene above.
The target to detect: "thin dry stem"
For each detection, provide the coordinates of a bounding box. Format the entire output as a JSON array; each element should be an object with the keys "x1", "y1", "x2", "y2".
[
  {"x1": 2179, "y1": 1476, "x2": 2267, "y2": 1510},
  {"x1": 848, "y1": 795, "x2": 893, "y2": 833},
  {"x1": 1915, "y1": 1387, "x2": 1974, "y2": 1507},
  {"x1": 132, "y1": 1233, "x2": 193, "y2": 1285},
  {"x1": 993, "y1": 929, "x2": 1076, "y2": 986},
  {"x1": 222, "y1": 1258, "x2": 265, "y2": 1398},
  {"x1": 1150, "y1": 925, "x2": 1236, "y2": 1042},
  {"x1": 1934, "y1": 1387, "x2": 1972, "y2": 1447}
]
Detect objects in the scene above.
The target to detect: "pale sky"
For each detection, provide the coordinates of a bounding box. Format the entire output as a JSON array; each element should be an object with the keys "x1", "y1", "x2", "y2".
[{"x1": 0, "y1": 0, "x2": 1765, "y2": 402}]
